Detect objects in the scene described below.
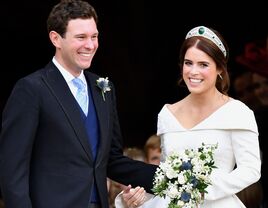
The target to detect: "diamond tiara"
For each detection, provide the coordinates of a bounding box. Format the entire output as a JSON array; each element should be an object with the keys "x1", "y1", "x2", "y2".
[{"x1": 185, "y1": 26, "x2": 227, "y2": 57}]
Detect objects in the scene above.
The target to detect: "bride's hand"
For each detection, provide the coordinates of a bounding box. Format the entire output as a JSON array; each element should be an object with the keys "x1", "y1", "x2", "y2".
[{"x1": 122, "y1": 185, "x2": 146, "y2": 208}]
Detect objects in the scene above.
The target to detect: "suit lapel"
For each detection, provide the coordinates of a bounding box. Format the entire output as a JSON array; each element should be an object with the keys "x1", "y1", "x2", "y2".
[{"x1": 42, "y1": 62, "x2": 93, "y2": 160}]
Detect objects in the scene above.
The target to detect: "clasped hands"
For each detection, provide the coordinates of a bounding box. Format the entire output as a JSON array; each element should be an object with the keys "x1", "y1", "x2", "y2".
[{"x1": 122, "y1": 185, "x2": 147, "y2": 208}]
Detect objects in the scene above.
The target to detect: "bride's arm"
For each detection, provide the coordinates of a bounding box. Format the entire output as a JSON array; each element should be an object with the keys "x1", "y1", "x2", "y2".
[{"x1": 205, "y1": 129, "x2": 261, "y2": 200}]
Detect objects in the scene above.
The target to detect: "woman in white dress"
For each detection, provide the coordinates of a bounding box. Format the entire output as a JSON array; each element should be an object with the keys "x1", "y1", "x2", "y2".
[{"x1": 116, "y1": 26, "x2": 261, "y2": 208}]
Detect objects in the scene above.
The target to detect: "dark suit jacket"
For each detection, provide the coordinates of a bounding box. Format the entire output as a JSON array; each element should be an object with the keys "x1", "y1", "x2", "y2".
[{"x1": 0, "y1": 61, "x2": 157, "y2": 208}]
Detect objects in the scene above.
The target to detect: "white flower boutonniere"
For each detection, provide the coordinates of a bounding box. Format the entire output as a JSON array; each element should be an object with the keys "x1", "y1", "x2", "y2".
[{"x1": 96, "y1": 77, "x2": 111, "y2": 101}]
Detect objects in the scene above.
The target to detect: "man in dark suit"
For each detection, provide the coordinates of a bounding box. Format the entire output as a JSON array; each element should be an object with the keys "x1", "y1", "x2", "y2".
[{"x1": 0, "y1": 0, "x2": 157, "y2": 207}]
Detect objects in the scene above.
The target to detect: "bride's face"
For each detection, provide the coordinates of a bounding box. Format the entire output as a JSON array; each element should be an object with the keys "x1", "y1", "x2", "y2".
[{"x1": 182, "y1": 46, "x2": 219, "y2": 95}]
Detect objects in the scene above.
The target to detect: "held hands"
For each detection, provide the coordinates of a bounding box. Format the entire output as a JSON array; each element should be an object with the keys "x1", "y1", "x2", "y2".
[{"x1": 122, "y1": 185, "x2": 146, "y2": 208}]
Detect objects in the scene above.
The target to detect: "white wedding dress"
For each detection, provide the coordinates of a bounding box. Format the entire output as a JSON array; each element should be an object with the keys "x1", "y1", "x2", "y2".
[{"x1": 115, "y1": 99, "x2": 261, "y2": 208}]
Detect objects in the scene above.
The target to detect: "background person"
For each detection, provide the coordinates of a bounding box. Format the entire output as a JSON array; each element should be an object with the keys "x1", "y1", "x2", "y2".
[{"x1": 143, "y1": 134, "x2": 161, "y2": 165}]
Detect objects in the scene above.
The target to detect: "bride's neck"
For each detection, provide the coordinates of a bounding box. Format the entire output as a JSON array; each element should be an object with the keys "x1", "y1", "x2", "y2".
[{"x1": 187, "y1": 90, "x2": 227, "y2": 109}]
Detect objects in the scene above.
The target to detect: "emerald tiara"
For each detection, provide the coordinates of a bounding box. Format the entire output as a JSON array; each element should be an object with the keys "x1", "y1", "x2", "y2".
[{"x1": 185, "y1": 26, "x2": 227, "y2": 57}]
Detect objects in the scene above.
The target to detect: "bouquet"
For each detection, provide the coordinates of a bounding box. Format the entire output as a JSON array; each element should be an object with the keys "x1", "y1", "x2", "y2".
[{"x1": 152, "y1": 143, "x2": 218, "y2": 208}]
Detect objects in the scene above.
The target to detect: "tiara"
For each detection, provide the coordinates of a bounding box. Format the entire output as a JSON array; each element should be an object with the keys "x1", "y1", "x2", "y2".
[{"x1": 185, "y1": 26, "x2": 227, "y2": 57}]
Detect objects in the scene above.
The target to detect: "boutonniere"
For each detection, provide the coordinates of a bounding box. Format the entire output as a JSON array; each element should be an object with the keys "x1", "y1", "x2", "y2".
[{"x1": 96, "y1": 77, "x2": 111, "y2": 101}]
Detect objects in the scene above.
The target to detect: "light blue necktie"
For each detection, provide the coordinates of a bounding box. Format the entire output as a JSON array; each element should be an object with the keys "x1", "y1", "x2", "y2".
[{"x1": 72, "y1": 78, "x2": 88, "y2": 115}]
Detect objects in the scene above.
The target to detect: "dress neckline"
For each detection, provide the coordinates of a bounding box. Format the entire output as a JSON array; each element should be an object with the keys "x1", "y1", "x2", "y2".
[{"x1": 164, "y1": 99, "x2": 234, "y2": 130}]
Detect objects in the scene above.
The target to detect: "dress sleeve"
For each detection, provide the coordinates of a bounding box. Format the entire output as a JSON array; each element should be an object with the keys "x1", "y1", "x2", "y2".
[{"x1": 205, "y1": 129, "x2": 261, "y2": 200}]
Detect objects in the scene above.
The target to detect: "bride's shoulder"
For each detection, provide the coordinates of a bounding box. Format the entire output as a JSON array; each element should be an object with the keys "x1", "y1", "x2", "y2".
[
  {"x1": 226, "y1": 98, "x2": 254, "y2": 112},
  {"x1": 165, "y1": 99, "x2": 186, "y2": 113}
]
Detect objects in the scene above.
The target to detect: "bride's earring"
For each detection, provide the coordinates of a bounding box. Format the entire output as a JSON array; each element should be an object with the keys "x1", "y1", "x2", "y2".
[{"x1": 218, "y1": 73, "x2": 223, "y2": 80}]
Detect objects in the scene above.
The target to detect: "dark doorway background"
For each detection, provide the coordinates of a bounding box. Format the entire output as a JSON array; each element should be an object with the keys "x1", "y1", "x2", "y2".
[{"x1": 1, "y1": 0, "x2": 267, "y2": 148}]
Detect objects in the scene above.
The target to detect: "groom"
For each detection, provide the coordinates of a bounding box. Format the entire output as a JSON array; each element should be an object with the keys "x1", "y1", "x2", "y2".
[{"x1": 0, "y1": 0, "x2": 157, "y2": 208}]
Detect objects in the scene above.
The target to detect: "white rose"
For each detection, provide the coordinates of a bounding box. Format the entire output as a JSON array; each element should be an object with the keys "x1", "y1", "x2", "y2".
[
  {"x1": 177, "y1": 173, "x2": 186, "y2": 184},
  {"x1": 167, "y1": 185, "x2": 179, "y2": 199}
]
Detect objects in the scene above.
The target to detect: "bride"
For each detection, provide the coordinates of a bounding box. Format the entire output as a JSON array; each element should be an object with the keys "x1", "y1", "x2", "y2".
[{"x1": 115, "y1": 26, "x2": 261, "y2": 208}]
